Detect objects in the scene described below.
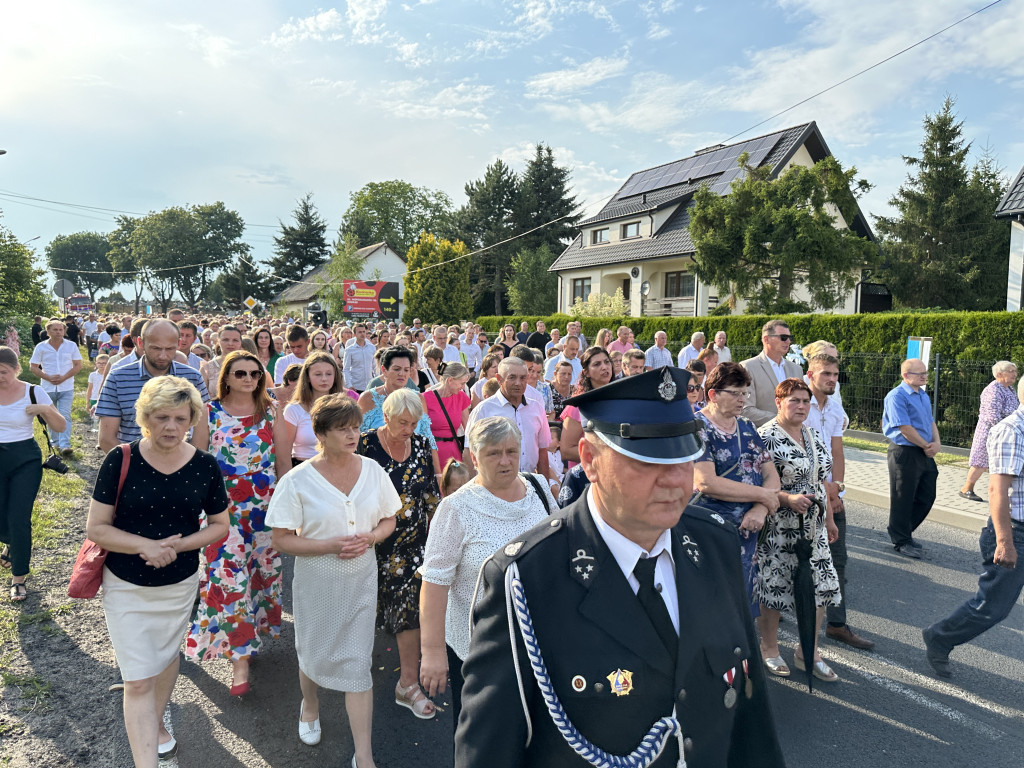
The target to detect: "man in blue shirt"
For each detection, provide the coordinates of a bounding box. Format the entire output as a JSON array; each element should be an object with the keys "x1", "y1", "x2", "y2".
[{"x1": 882, "y1": 359, "x2": 940, "y2": 558}]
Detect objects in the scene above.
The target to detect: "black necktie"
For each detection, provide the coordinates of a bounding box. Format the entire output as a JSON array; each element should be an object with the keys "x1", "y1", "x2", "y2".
[{"x1": 633, "y1": 555, "x2": 677, "y2": 654}]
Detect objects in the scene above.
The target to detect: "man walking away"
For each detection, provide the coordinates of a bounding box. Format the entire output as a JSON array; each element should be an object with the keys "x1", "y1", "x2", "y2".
[{"x1": 882, "y1": 360, "x2": 939, "y2": 559}]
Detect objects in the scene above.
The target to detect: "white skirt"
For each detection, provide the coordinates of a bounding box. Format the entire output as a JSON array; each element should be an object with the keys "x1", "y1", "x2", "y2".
[
  {"x1": 293, "y1": 550, "x2": 377, "y2": 692},
  {"x1": 101, "y1": 567, "x2": 199, "y2": 681}
]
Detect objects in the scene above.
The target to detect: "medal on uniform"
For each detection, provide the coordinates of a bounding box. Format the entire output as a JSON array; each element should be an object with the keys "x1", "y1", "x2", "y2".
[
  {"x1": 722, "y1": 667, "x2": 738, "y2": 709},
  {"x1": 606, "y1": 669, "x2": 633, "y2": 697},
  {"x1": 742, "y1": 659, "x2": 753, "y2": 699}
]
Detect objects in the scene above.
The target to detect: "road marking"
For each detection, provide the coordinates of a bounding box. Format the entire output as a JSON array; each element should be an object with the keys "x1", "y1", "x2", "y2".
[{"x1": 777, "y1": 628, "x2": 1016, "y2": 738}]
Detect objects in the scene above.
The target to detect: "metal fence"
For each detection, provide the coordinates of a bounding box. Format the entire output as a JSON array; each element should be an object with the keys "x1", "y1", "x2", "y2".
[{"x1": 631, "y1": 340, "x2": 992, "y2": 449}]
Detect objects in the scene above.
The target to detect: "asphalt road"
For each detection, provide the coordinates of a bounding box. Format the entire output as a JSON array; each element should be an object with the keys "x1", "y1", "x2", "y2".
[{"x1": 145, "y1": 499, "x2": 1022, "y2": 768}]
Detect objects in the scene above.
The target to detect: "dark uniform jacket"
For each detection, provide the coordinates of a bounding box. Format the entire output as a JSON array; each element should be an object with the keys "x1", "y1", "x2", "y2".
[{"x1": 455, "y1": 496, "x2": 786, "y2": 768}]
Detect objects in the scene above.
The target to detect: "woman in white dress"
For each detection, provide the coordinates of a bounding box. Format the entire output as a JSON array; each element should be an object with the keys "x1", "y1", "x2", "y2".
[
  {"x1": 267, "y1": 394, "x2": 400, "y2": 768},
  {"x1": 418, "y1": 416, "x2": 555, "y2": 729}
]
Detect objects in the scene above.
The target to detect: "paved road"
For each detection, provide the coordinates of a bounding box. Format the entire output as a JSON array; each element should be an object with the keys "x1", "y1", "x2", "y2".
[{"x1": 142, "y1": 498, "x2": 1021, "y2": 768}]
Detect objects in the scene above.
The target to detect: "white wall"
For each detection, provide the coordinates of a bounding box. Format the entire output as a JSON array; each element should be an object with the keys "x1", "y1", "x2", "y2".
[{"x1": 1006, "y1": 221, "x2": 1024, "y2": 311}]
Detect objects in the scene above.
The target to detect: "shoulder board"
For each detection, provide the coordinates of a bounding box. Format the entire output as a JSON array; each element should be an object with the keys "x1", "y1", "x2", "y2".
[{"x1": 484, "y1": 511, "x2": 567, "y2": 571}]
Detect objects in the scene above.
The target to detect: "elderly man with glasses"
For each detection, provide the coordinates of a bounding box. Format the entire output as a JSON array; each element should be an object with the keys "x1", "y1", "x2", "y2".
[
  {"x1": 739, "y1": 319, "x2": 802, "y2": 427},
  {"x1": 882, "y1": 359, "x2": 940, "y2": 559}
]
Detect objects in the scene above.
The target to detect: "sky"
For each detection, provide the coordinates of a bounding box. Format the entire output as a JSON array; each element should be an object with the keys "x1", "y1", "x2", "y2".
[{"x1": 1, "y1": 0, "x2": 1022, "y2": 293}]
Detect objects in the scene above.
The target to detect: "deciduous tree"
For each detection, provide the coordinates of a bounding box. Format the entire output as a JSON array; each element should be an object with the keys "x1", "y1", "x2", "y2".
[
  {"x1": 403, "y1": 233, "x2": 472, "y2": 324},
  {"x1": 340, "y1": 180, "x2": 453, "y2": 257},
  {"x1": 875, "y1": 97, "x2": 1009, "y2": 310},
  {"x1": 320, "y1": 234, "x2": 366, "y2": 315},
  {"x1": 689, "y1": 153, "x2": 877, "y2": 314},
  {"x1": 0, "y1": 218, "x2": 53, "y2": 325},
  {"x1": 107, "y1": 216, "x2": 145, "y2": 315},
  {"x1": 45, "y1": 232, "x2": 114, "y2": 301}
]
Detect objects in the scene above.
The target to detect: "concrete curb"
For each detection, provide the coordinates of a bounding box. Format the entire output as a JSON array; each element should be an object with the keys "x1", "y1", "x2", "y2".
[{"x1": 844, "y1": 486, "x2": 987, "y2": 534}]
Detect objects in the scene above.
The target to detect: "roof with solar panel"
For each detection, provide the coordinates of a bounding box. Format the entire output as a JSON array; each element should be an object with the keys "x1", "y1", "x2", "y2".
[
  {"x1": 994, "y1": 164, "x2": 1024, "y2": 220},
  {"x1": 552, "y1": 121, "x2": 873, "y2": 273}
]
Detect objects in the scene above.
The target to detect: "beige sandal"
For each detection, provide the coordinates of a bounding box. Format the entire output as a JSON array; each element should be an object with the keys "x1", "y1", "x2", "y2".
[{"x1": 395, "y1": 681, "x2": 436, "y2": 719}]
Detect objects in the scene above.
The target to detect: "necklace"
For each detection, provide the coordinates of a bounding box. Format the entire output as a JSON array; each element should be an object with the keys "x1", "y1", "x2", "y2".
[
  {"x1": 380, "y1": 427, "x2": 410, "y2": 463},
  {"x1": 702, "y1": 405, "x2": 736, "y2": 433}
]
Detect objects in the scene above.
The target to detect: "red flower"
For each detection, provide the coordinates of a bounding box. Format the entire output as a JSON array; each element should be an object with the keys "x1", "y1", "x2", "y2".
[
  {"x1": 206, "y1": 583, "x2": 227, "y2": 613},
  {"x1": 228, "y1": 478, "x2": 254, "y2": 502},
  {"x1": 267, "y1": 604, "x2": 282, "y2": 627},
  {"x1": 256, "y1": 425, "x2": 274, "y2": 445},
  {"x1": 228, "y1": 623, "x2": 256, "y2": 647}
]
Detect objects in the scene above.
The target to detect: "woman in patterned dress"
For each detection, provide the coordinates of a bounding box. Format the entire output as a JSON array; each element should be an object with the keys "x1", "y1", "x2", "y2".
[
  {"x1": 358, "y1": 388, "x2": 440, "y2": 720},
  {"x1": 757, "y1": 378, "x2": 841, "y2": 683},
  {"x1": 188, "y1": 350, "x2": 283, "y2": 696},
  {"x1": 692, "y1": 363, "x2": 781, "y2": 616},
  {"x1": 960, "y1": 361, "x2": 1019, "y2": 502}
]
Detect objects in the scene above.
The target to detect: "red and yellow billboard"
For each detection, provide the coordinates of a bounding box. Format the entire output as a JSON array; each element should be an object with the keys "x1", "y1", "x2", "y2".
[{"x1": 341, "y1": 280, "x2": 400, "y2": 320}]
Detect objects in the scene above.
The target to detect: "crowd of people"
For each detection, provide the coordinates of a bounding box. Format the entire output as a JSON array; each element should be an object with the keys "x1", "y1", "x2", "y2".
[{"x1": 2, "y1": 306, "x2": 1023, "y2": 767}]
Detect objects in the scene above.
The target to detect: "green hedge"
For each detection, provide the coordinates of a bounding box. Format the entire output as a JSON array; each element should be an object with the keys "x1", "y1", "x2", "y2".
[{"x1": 475, "y1": 311, "x2": 1024, "y2": 362}]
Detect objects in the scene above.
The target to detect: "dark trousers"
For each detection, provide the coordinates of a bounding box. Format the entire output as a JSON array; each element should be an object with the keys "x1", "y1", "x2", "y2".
[
  {"x1": 0, "y1": 439, "x2": 43, "y2": 577},
  {"x1": 446, "y1": 644, "x2": 465, "y2": 734},
  {"x1": 926, "y1": 519, "x2": 1024, "y2": 652},
  {"x1": 887, "y1": 444, "x2": 937, "y2": 547},
  {"x1": 826, "y1": 509, "x2": 848, "y2": 626}
]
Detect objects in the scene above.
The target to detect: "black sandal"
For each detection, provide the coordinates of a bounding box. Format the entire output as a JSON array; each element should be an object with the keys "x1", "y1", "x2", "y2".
[
  {"x1": 10, "y1": 583, "x2": 27, "y2": 602},
  {"x1": 0, "y1": 546, "x2": 11, "y2": 570}
]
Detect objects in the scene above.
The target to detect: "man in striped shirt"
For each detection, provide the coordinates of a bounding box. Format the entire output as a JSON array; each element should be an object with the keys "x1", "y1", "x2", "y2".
[{"x1": 96, "y1": 319, "x2": 209, "y2": 452}]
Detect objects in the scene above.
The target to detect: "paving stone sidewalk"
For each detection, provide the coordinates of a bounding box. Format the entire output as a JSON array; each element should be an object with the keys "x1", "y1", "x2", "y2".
[{"x1": 843, "y1": 445, "x2": 990, "y2": 532}]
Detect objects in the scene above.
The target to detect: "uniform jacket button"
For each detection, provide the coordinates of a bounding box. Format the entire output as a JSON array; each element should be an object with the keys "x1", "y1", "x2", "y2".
[
  {"x1": 683, "y1": 737, "x2": 694, "y2": 754},
  {"x1": 594, "y1": 682, "x2": 605, "y2": 693},
  {"x1": 677, "y1": 688, "x2": 686, "y2": 703},
  {"x1": 734, "y1": 646, "x2": 742, "y2": 657}
]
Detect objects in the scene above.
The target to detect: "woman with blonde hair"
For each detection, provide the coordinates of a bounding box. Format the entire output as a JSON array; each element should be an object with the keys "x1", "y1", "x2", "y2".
[
  {"x1": 188, "y1": 351, "x2": 284, "y2": 696},
  {"x1": 593, "y1": 327, "x2": 613, "y2": 350},
  {"x1": 278, "y1": 352, "x2": 344, "y2": 476},
  {"x1": 424, "y1": 362, "x2": 471, "y2": 470},
  {"x1": 87, "y1": 376, "x2": 229, "y2": 765},
  {"x1": 268, "y1": 394, "x2": 400, "y2": 764}
]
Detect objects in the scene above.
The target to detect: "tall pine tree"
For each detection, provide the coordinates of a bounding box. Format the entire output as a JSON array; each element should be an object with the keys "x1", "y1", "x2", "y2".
[
  {"x1": 269, "y1": 193, "x2": 330, "y2": 297},
  {"x1": 516, "y1": 143, "x2": 580, "y2": 252},
  {"x1": 875, "y1": 97, "x2": 1009, "y2": 309}
]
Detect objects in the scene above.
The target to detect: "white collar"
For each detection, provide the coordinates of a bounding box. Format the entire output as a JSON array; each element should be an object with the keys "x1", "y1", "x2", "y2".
[{"x1": 586, "y1": 487, "x2": 675, "y2": 578}]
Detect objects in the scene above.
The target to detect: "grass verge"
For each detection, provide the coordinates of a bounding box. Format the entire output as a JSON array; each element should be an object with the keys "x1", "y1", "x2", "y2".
[{"x1": 844, "y1": 437, "x2": 968, "y2": 467}]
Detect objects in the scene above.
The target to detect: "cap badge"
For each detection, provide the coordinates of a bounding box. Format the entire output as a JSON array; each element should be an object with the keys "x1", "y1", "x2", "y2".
[
  {"x1": 606, "y1": 668, "x2": 634, "y2": 696},
  {"x1": 657, "y1": 368, "x2": 676, "y2": 402},
  {"x1": 571, "y1": 675, "x2": 587, "y2": 692}
]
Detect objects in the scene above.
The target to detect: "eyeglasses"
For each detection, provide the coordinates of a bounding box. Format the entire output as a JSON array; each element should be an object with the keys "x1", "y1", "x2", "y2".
[
  {"x1": 768, "y1": 334, "x2": 793, "y2": 342},
  {"x1": 232, "y1": 369, "x2": 262, "y2": 380},
  {"x1": 686, "y1": 385, "x2": 702, "y2": 393},
  {"x1": 712, "y1": 388, "x2": 747, "y2": 398},
  {"x1": 906, "y1": 371, "x2": 928, "y2": 378}
]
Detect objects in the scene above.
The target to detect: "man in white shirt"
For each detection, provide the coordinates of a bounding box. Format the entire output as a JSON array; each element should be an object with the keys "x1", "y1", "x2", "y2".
[
  {"x1": 201, "y1": 324, "x2": 243, "y2": 392},
  {"x1": 342, "y1": 323, "x2": 376, "y2": 391},
  {"x1": 544, "y1": 335, "x2": 583, "y2": 385},
  {"x1": 431, "y1": 324, "x2": 462, "y2": 364},
  {"x1": 676, "y1": 331, "x2": 705, "y2": 368},
  {"x1": 713, "y1": 330, "x2": 732, "y2": 363},
  {"x1": 644, "y1": 331, "x2": 674, "y2": 370},
  {"x1": 463, "y1": 332, "x2": 483, "y2": 377},
  {"x1": 272, "y1": 326, "x2": 312, "y2": 385},
  {"x1": 740, "y1": 320, "x2": 802, "y2": 426},
  {"x1": 567, "y1": 320, "x2": 587, "y2": 348},
  {"x1": 464, "y1": 357, "x2": 550, "y2": 477},
  {"x1": 177, "y1": 321, "x2": 203, "y2": 370},
  {"x1": 29, "y1": 319, "x2": 83, "y2": 454}
]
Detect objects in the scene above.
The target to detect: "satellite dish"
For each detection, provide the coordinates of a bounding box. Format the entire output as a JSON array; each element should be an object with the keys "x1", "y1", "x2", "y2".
[
  {"x1": 53, "y1": 279, "x2": 75, "y2": 298},
  {"x1": 640, "y1": 280, "x2": 651, "y2": 297}
]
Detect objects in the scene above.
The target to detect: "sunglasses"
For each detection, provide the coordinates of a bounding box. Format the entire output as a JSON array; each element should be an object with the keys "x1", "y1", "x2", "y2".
[
  {"x1": 232, "y1": 369, "x2": 262, "y2": 380},
  {"x1": 686, "y1": 384, "x2": 702, "y2": 393},
  {"x1": 769, "y1": 334, "x2": 793, "y2": 342}
]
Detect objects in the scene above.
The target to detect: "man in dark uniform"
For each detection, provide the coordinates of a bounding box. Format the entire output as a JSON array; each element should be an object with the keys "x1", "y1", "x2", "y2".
[{"x1": 455, "y1": 366, "x2": 785, "y2": 768}]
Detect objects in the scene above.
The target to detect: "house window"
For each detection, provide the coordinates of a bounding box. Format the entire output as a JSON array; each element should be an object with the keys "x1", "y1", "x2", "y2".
[
  {"x1": 591, "y1": 228, "x2": 610, "y2": 245},
  {"x1": 665, "y1": 271, "x2": 695, "y2": 298},
  {"x1": 621, "y1": 221, "x2": 641, "y2": 239},
  {"x1": 572, "y1": 278, "x2": 592, "y2": 303}
]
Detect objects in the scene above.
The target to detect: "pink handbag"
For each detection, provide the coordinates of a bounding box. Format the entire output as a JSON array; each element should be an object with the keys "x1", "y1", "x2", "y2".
[{"x1": 67, "y1": 444, "x2": 130, "y2": 599}]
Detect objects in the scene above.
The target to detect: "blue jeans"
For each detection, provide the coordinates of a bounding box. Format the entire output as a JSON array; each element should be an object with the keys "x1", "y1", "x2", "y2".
[
  {"x1": 49, "y1": 390, "x2": 74, "y2": 450},
  {"x1": 926, "y1": 518, "x2": 1024, "y2": 652}
]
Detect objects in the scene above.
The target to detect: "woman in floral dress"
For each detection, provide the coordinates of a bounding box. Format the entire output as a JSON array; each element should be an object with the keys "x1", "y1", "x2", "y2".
[
  {"x1": 757, "y1": 378, "x2": 841, "y2": 683},
  {"x1": 188, "y1": 350, "x2": 283, "y2": 696},
  {"x1": 358, "y1": 388, "x2": 440, "y2": 720},
  {"x1": 960, "y1": 361, "x2": 1019, "y2": 501}
]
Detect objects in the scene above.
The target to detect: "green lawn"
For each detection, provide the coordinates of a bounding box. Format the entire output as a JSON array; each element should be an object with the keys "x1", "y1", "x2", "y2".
[{"x1": 844, "y1": 436, "x2": 968, "y2": 467}]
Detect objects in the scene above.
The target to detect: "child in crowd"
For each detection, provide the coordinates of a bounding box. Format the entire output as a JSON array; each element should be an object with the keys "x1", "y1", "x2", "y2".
[
  {"x1": 547, "y1": 422, "x2": 565, "y2": 483},
  {"x1": 481, "y1": 378, "x2": 501, "y2": 399},
  {"x1": 440, "y1": 459, "x2": 472, "y2": 499},
  {"x1": 87, "y1": 354, "x2": 109, "y2": 415}
]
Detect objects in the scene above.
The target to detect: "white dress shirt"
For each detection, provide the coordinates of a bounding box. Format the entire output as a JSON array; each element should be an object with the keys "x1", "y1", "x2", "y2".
[
  {"x1": 463, "y1": 342, "x2": 483, "y2": 373},
  {"x1": 714, "y1": 344, "x2": 732, "y2": 363},
  {"x1": 677, "y1": 344, "x2": 700, "y2": 368},
  {"x1": 544, "y1": 354, "x2": 582, "y2": 385},
  {"x1": 587, "y1": 487, "x2": 679, "y2": 632},
  {"x1": 464, "y1": 390, "x2": 551, "y2": 473},
  {"x1": 768, "y1": 356, "x2": 788, "y2": 384},
  {"x1": 29, "y1": 339, "x2": 82, "y2": 394}
]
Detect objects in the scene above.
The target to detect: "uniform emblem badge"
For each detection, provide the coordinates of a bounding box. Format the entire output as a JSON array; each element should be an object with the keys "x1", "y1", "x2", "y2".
[
  {"x1": 606, "y1": 669, "x2": 633, "y2": 697},
  {"x1": 571, "y1": 675, "x2": 587, "y2": 692},
  {"x1": 504, "y1": 542, "x2": 524, "y2": 557},
  {"x1": 657, "y1": 369, "x2": 676, "y2": 402},
  {"x1": 571, "y1": 549, "x2": 597, "y2": 582},
  {"x1": 710, "y1": 513, "x2": 725, "y2": 525},
  {"x1": 680, "y1": 534, "x2": 702, "y2": 567}
]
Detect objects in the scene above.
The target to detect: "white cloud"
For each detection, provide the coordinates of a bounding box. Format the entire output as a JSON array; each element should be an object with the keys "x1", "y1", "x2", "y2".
[
  {"x1": 647, "y1": 23, "x2": 670, "y2": 40},
  {"x1": 171, "y1": 24, "x2": 239, "y2": 68},
  {"x1": 346, "y1": 0, "x2": 388, "y2": 41},
  {"x1": 269, "y1": 9, "x2": 345, "y2": 47},
  {"x1": 373, "y1": 79, "x2": 495, "y2": 130},
  {"x1": 525, "y1": 55, "x2": 629, "y2": 98}
]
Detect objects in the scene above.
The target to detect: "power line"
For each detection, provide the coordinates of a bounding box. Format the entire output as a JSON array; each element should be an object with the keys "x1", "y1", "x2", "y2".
[{"x1": 723, "y1": 0, "x2": 1005, "y2": 142}]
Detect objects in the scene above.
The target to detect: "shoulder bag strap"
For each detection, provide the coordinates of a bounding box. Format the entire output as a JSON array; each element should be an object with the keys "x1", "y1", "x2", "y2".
[
  {"x1": 112, "y1": 443, "x2": 131, "y2": 521},
  {"x1": 802, "y1": 425, "x2": 820, "y2": 541},
  {"x1": 690, "y1": 421, "x2": 742, "y2": 506},
  {"x1": 433, "y1": 390, "x2": 459, "y2": 440},
  {"x1": 520, "y1": 472, "x2": 551, "y2": 515},
  {"x1": 29, "y1": 385, "x2": 58, "y2": 456}
]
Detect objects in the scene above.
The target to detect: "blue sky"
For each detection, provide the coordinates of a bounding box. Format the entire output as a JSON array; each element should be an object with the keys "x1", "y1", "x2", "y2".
[{"x1": 1, "y1": 0, "x2": 1022, "y2": 290}]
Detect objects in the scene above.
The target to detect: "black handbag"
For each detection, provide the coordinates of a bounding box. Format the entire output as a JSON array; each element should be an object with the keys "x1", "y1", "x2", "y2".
[{"x1": 29, "y1": 386, "x2": 69, "y2": 474}]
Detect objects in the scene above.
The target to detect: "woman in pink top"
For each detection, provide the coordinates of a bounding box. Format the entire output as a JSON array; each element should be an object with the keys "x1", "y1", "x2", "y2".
[{"x1": 423, "y1": 363, "x2": 471, "y2": 473}]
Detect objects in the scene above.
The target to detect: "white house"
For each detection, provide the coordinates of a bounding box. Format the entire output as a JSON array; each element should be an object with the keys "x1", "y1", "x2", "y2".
[
  {"x1": 550, "y1": 122, "x2": 879, "y2": 316},
  {"x1": 996, "y1": 164, "x2": 1024, "y2": 311},
  {"x1": 275, "y1": 242, "x2": 406, "y2": 318}
]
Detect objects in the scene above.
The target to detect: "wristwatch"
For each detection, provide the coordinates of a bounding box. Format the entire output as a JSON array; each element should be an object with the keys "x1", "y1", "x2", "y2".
[{"x1": 836, "y1": 482, "x2": 845, "y2": 492}]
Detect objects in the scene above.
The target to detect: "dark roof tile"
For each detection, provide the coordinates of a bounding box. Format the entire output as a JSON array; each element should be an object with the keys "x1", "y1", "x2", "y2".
[{"x1": 995, "y1": 165, "x2": 1024, "y2": 219}]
